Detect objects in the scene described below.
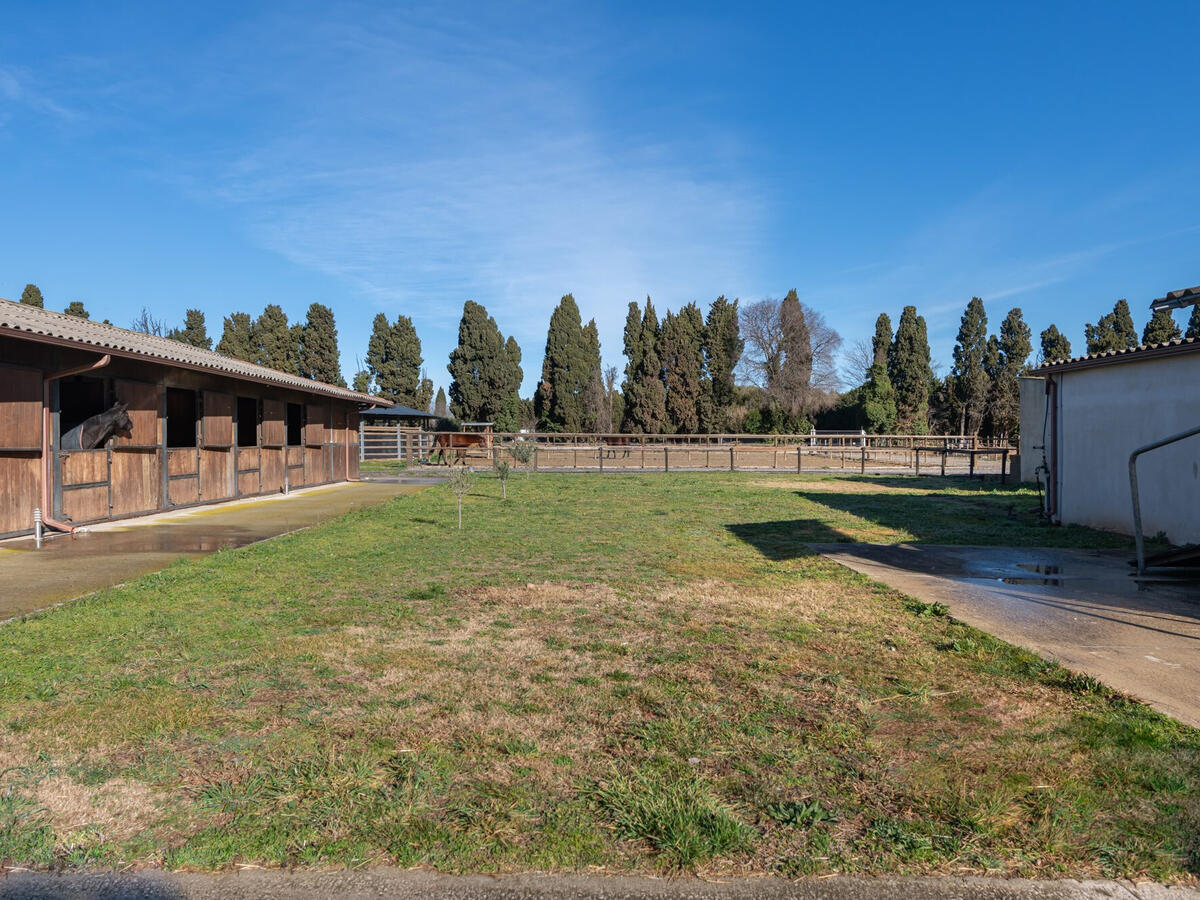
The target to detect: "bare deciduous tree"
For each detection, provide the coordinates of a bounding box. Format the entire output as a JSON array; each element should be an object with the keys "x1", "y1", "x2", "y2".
[
  {"x1": 130, "y1": 308, "x2": 165, "y2": 336},
  {"x1": 842, "y1": 338, "x2": 874, "y2": 387},
  {"x1": 738, "y1": 295, "x2": 842, "y2": 421}
]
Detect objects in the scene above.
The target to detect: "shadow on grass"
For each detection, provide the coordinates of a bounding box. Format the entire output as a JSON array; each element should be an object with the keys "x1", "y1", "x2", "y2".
[
  {"x1": 727, "y1": 487, "x2": 1131, "y2": 555},
  {"x1": 725, "y1": 520, "x2": 847, "y2": 561}
]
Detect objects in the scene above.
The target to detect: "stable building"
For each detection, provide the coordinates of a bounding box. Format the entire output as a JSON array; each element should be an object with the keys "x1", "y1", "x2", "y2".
[
  {"x1": 1020, "y1": 317, "x2": 1200, "y2": 547},
  {"x1": 0, "y1": 298, "x2": 384, "y2": 539}
]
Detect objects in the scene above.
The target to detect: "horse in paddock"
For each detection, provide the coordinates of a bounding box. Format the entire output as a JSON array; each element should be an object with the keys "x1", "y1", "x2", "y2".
[
  {"x1": 60, "y1": 402, "x2": 134, "y2": 450},
  {"x1": 430, "y1": 431, "x2": 486, "y2": 466}
]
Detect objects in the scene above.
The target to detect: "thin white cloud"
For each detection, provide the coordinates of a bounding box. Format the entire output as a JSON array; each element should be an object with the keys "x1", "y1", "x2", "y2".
[
  {"x1": 0, "y1": 65, "x2": 80, "y2": 123},
  {"x1": 152, "y1": 7, "x2": 766, "y2": 384}
]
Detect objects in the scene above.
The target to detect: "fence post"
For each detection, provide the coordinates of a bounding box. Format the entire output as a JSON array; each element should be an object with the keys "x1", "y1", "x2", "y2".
[
  {"x1": 664, "y1": 446, "x2": 670, "y2": 473},
  {"x1": 940, "y1": 449, "x2": 946, "y2": 477},
  {"x1": 534, "y1": 445, "x2": 539, "y2": 472},
  {"x1": 796, "y1": 445, "x2": 802, "y2": 473},
  {"x1": 598, "y1": 442, "x2": 604, "y2": 474},
  {"x1": 860, "y1": 446, "x2": 865, "y2": 474},
  {"x1": 730, "y1": 446, "x2": 735, "y2": 472},
  {"x1": 359, "y1": 420, "x2": 364, "y2": 462},
  {"x1": 396, "y1": 425, "x2": 402, "y2": 460},
  {"x1": 915, "y1": 448, "x2": 920, "y2": 476}
]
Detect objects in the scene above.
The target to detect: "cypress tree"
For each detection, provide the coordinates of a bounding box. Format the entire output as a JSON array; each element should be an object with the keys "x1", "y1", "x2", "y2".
[
  {"x1": 872, "y1": 313, "x2": 892, "y2": 369},
  {"x1": 252, "y1": 305, "x2": 299, "y2": 373},
  {"x1": 1085, "y1": 299, "x2": 1138, "y2": 353},
  {"x1": 19, "y1": 284, "x2": 43, "y2": 308},
  {"x1": 950, "y1": 297, "x2": 990, "y2": 436},
  {"x1": 659, "y1": 303, "x2": 705, "y2": 434},
  {"x1": 434, "y1": 386, "x2": 449, "y2": 419},
  {"x1": 63, "y1": 301, "x2": 89, "y2": 319},
  {"x1": 621, "y1": 298, "x2": 666, "y2": 433},
  {"x1": 620, "y1": 303, "x2": 644, "y2": 431},
  {"x1": 1187, "y1": 305, "x2": 1200, "y2": 340},
  {"x1": 217, "y1": 312, "x2": 255, "y2": 361},
  {"x1": 580, "y1": 321, "x2": 606, "y2": 432},
  {"x1": 534, "y1": 294, "x2": 597, "y2": 432},
  {"x1": 287, "y1": 323, "x2": 305, "y2": 375},
  {"x1": 352, "y1": 370, "x2": 371, "y2": 394},
  {"x1": 858, "y1": 313, "x2": 897, "y2": 433},
  {"x1": 368, "y1": 313, "x2": 426, "y2": 406},
  {"x1": 889, "y1": 305, "x2": 932, "y2": 432},
  {"x1": 300, "y1": 303, "x2": 344, "y2": 385},
  {"x1": 1142, "y1": 308, "x2": 1182, "y2": 346},
  {"x1": 447, "y1": 301, "x2": 522, "y2": 424},
  {"x1": 988, "y1": 308, "x2": 1031, "y2": 439},
  {"x1": 1039, "y1": 324, "x2": 1072, "y2": 363},
  {"x1": 167, "y1": 309, "x2": 212, "y2": 349},
  {"x1": 774, "y1": 289, "x2": 813, "y2": 424},
  {"x1": 702, "y1": 296, "x2": 743, "y2": 431}
]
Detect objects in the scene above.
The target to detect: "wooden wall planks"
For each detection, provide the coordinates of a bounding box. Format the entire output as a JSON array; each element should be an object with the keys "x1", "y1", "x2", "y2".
[{"x1": 0, "y1": 367, "x2": 43, "y2": 449}]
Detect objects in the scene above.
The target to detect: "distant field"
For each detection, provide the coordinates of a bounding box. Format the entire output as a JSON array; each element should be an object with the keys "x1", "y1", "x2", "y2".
[{"x1": 0, "y1": 473, "x2": 1194, "y2": 879}]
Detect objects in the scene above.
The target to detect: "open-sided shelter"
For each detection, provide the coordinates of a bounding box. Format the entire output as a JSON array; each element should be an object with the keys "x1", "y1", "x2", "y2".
[{"x1": 0, "y1": 299, "x2": 386, "y2": 539}]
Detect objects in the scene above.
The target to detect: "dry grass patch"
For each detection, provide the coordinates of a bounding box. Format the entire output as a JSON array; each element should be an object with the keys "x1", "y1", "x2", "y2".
[{"x1": 34, "y1": 775, "x2": 159, "y2": 844}]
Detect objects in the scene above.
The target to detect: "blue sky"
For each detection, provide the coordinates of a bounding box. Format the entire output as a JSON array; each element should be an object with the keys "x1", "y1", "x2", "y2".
[{"x1": 3, "y1": 1, "x2": 1199, "y2": 394}]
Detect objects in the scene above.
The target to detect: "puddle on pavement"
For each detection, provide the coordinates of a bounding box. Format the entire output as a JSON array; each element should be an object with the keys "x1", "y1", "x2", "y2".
[{"x1": 1000, "y1": 563, "x2": 1064, "y2": 586}]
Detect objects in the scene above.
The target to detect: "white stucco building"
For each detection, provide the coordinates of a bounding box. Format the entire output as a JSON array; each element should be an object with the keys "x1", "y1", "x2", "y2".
[{"x1": 1019, "y1": 332, "x2": 1200, "y2": 546}]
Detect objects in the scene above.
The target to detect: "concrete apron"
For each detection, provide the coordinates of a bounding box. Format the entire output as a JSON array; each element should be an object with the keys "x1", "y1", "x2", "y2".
[
  {"x1": 810, "y1": 543, "x2": 1200, "y2": 729},
  {"x1": 0, "y1": 481, "x2": 419, "y2": 622},
  {"x1": 0, "y1": 870, "x2": 1195, "y2": 900}
]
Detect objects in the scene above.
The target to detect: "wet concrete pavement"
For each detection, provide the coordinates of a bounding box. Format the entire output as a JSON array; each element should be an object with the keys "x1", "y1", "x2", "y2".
[
  {"x1": 0, "y1": 869, "x2": 1193, "y2": 899},
  {"x1": 0, "y1": 482, "x2": 419, "y2": 621},
  {"x1": 810, "y1": 543, "x2": 1200, "y2": 728}
]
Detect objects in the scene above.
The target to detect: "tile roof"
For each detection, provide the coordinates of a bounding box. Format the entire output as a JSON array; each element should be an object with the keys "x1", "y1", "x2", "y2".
[
  {"x1": 1036, "y1": 335, "x2": 1200, "y2": 373},
  {"x1": 0, "y1": 298, "x2": 386, "y2": 404}
]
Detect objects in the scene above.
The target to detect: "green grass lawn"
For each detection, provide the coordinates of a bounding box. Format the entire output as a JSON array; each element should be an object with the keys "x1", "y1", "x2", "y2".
[
  {"x1": 0, "y1": 473, "x2": 1195, "y2": 878},
  {"x1": 359, "y1": 459, "x2": 408, "y2": 472}
]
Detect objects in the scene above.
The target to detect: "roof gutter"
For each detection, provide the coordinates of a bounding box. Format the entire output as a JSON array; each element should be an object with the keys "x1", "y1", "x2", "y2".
[{"x1": 41, "y1": 354, "x2": 112, "y2": 534}]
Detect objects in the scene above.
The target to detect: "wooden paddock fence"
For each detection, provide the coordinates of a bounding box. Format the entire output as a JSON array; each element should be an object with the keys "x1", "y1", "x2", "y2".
[{"x1": 360, "y1": 426, "x2": 1016, "y2": 479}]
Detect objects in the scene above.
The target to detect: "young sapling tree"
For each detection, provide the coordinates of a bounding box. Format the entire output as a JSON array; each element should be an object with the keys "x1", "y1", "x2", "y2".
[
  {"x1": 506, "y1": 440, "x2": 536, "y2": 475},
  {"x1": 448, "y1": 466, "x2": 474, "y2": 530},
  {"x1": 494, "y1": 458, "x2": 512, "y2": 499}
]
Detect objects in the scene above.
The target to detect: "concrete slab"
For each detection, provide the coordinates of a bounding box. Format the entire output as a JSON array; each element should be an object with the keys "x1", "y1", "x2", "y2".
[
  {"x1": 810, "y1": 544, "x2": 1200, "y2": 728},
  {"x1": 0, "y1": 481, "x2": 419, "y2": 621},
  {"x1": 0, "y1": 869, "x2": 1194, "y2": 900}
]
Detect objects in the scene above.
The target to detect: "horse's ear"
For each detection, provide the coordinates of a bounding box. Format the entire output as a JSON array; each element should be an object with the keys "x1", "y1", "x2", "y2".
[{"x1": 115, "y1": 401, "x2": 128, "y2": 411}]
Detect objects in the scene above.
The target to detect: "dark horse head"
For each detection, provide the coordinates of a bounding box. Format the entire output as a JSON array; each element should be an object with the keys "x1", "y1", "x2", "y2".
[{"x1": 60, "y1": 401, "x2": 135, "y2": 451}]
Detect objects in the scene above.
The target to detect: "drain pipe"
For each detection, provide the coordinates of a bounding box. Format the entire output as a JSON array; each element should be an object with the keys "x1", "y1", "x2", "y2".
[
  {"x1": 1130, "y1": 422, "x2": 1200, "y2": 576},
  {"x1": 41, "y1": 354, "x2": 112, "y2": 534}
]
